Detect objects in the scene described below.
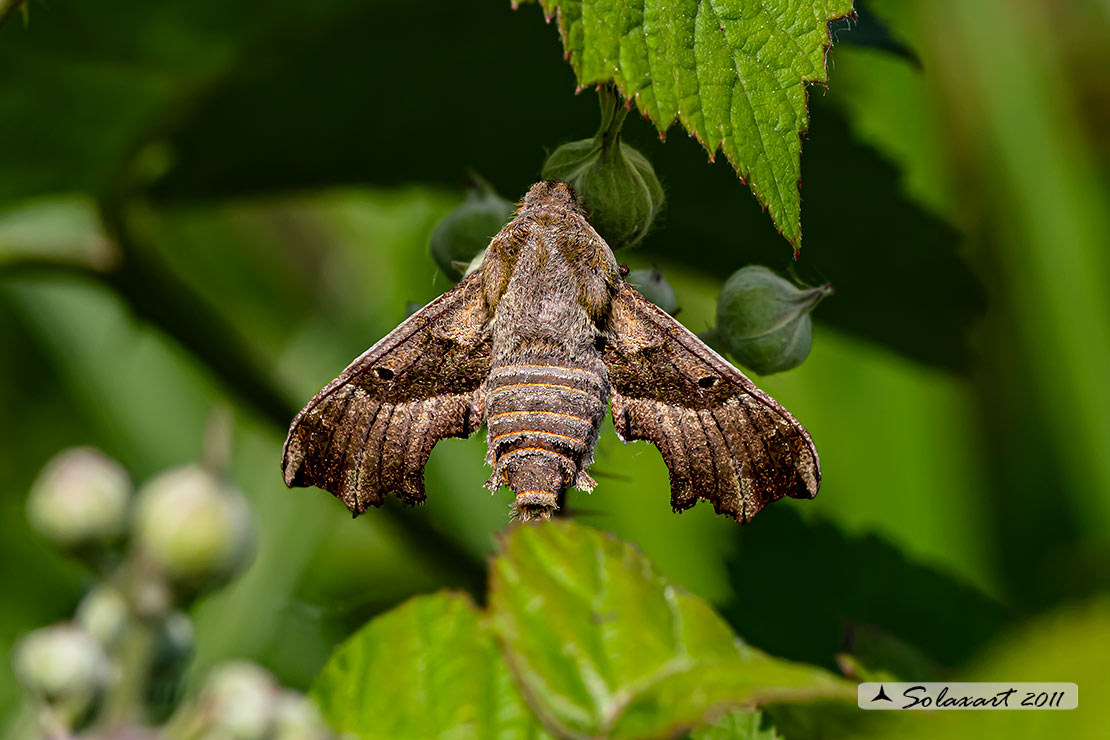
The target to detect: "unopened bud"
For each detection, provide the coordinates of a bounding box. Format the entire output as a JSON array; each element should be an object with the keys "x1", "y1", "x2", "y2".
[
  {"x1": 13, "y1": 624, "x2": 111, "y2": 719},
  {"x1": 542, "y1": 86, "x2": 664, "y2": 249},
  {"x1": 273, "y1": 691, "x2": 334, "y2": 740},
  {"x1": 75, "y1": 585, "x2": 129, "y2": 649},
  {"x1": 715, "y1": 266, "x2": 831, "y2": 375},
  {"x1": 429, "y1": 184, "x2": 515, "y2": 282},
  {"x1": 27, "y1": 448, "x2": 131, "y2": 549},
  {"x1": 626, "y1": 267, "x2": 677, "y2": 314},
  {"x1": 134, "y1": 466, "x2": 253, "y2": 589},
  {"x1": 200, "y1": 661, "x2": 280, "y2": 739}
]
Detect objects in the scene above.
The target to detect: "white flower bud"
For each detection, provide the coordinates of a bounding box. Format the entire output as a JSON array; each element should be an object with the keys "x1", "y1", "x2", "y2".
[
  {"x1": 134, "y1": 466, "x2": 253, "y2": 588},
  {"x1": 13, "y1": 624, "x2": 111, "y2": 717},
  {"x1": 27, "y1": 448, "x2": 131, "y2": 549},
  {"x1": 274, "y1": 691, "x2": 334, "y2": 740},
  {"x1": 201, "y1": 661, "x2": 279, "y2": 739},
  {"x1": 75, "y1": 585, "x2": 129, "y2": 649}
]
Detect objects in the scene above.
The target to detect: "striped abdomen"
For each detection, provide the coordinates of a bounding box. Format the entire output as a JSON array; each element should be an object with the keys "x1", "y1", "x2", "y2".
[{"x1": 484, "y1": 360, "x2": 608, "y2": 518}]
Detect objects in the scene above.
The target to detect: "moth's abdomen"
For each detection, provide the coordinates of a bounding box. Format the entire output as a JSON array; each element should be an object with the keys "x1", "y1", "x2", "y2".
[{"x1": 484, "y1": 361, "x2": 607, "y2": 518}]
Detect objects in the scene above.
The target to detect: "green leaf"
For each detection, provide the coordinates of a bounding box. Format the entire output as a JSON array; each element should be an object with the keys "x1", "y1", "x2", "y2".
[
  {"x1": 690, "y1": 710, "x2": 781, "y2": 740},
  {"x1": 311, "y1": 592, "x2": 555, "y2": 740},
  {"x1": 0, "y1": 196, "x2": 114, "y2": 271},
  {"x1": 519, "y1": 0, "x2": 854, "y2": 248},
  {"x1": 489, "y1": 521, "x2": 853, "y2": 740}
]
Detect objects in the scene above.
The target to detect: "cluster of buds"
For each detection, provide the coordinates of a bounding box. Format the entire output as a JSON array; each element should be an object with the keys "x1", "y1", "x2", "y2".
[{"x1": 10, "y1": 446, "x2": 324, "y2": 739}]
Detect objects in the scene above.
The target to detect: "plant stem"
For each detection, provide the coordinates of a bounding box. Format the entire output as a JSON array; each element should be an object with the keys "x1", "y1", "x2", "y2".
[
  {"x1": 101, "y1": 617, "x2": 158, "y2": 728},
  {"x1": 594, "y1": 83, "x2": 630, "y2": 153}
]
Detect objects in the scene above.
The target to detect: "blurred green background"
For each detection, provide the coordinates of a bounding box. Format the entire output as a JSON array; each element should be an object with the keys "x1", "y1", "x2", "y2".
[{"x1": 1, "y1": 0, "x2": 1108, "y2": 735}]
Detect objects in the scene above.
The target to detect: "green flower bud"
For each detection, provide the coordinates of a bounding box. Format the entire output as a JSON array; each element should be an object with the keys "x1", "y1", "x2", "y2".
[
  {"x1": 13, "y1": 624, "x2": 111, "y2": 722},
  {"x1": 542, "y1": 86, "x2": 664, "y2": 250},
  {"x1": 428, "y1": 183, "x2": 515, "y2": 282},
  {"x1": 715, "y1": 266, "x2": 832, "y2": 375},
  {"x1": 626, "y1": 267, "x2": 677, "y2": 314},
  {"x1": 76, "y1": 585, "x2": 129, "y2": 649},
  {"x1": 27, "y1": 448, "x2": 131, "y2": 549},
  {"x1": 134, "y1": 466, "x2": 253, "y2": 589}
]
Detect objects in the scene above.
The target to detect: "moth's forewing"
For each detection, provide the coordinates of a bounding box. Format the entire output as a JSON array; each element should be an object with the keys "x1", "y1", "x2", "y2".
[
  {"x1": 282, "y1": 271, "x2": 492, "y2": 514},
  {"x1": 602, "y1": 281, "x2": 819, "y2": 522}
]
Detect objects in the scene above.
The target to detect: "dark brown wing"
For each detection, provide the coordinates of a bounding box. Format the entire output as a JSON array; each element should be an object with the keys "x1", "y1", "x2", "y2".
[
  {"x1": 282, "y1": 270, "x2": 491, "y2": 514},
  {"x1": 603, "y1": 281, "x2": 820, "y2": 523}
]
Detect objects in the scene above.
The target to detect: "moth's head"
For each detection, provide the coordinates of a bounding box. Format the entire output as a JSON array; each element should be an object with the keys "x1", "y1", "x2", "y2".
[{"x1": 521, "y1": 180, "x2": 586, "y2": 215}]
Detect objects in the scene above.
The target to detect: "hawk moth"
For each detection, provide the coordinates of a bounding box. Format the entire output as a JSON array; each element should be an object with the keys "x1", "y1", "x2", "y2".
[{"x1": 282, "y1": 181, "x2": 819, "y2": 522}]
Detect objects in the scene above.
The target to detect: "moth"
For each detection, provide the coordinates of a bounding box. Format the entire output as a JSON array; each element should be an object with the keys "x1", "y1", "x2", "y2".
[{"x1": 282, "y1": 181, "x2": 819, "y2": 522}]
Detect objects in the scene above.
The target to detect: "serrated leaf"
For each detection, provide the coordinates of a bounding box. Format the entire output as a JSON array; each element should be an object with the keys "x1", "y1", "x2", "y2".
[
  {"x1": 520, "y1": 0, "x2": 853, "y2": 249},
  {"x1": 489, "y1": 521, "x2": 853, "y2": 740},
  {"x1": 311, "y1": 592, "x2": 555, "y2": 740}
]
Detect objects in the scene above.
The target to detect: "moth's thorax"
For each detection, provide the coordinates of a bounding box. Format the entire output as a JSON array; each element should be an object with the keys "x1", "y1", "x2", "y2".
[{"x1": 482, "y1": 180, "x2": 620, "y2": 330}]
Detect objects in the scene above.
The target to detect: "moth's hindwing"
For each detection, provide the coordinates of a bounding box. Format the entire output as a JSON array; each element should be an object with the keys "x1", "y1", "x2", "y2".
[
  {"x1": 282, "y1": 270, "x2": 491, "y2": 514},
  {"x1": 602, "y1": 280, "x2": 820, "y2": 522}
]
